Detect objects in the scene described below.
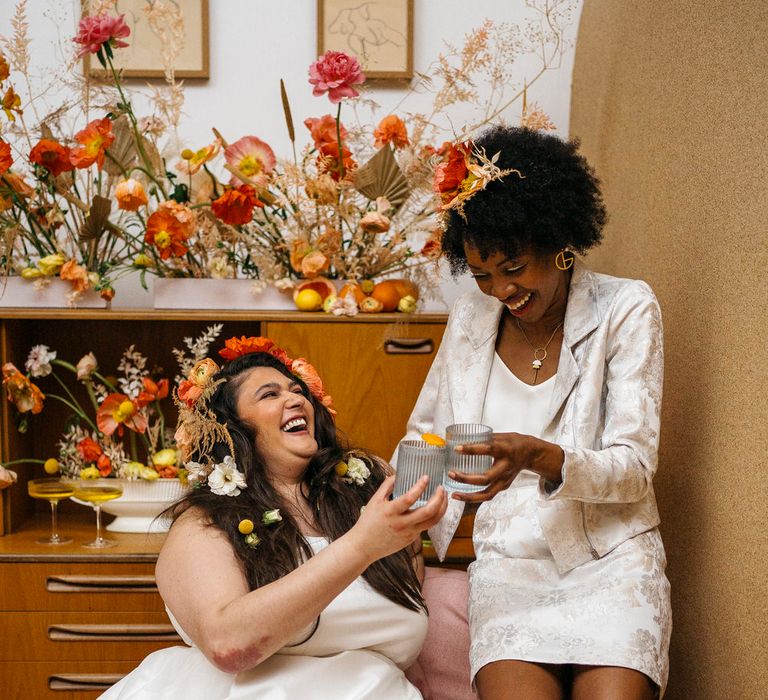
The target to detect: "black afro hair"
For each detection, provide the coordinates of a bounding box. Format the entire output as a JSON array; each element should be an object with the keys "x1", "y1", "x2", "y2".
[{"x1": 441, "y1": 126, "x2": 606, "y2": 275}]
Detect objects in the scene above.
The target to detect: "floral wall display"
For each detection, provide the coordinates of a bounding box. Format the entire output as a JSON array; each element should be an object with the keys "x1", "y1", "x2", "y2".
[{"x1": 0, "y1": 0, "x2": 576, "y2": 311}]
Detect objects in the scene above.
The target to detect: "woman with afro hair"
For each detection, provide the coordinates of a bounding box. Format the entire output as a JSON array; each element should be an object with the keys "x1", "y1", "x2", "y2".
[{"x1": 403, "y1": 126, "x2": 671, "y2": 699}]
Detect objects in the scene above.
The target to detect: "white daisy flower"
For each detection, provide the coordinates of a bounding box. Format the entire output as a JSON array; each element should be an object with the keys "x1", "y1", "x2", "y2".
[{"x1": 344, "y1": 456, "x2": 370, "y2": 486}]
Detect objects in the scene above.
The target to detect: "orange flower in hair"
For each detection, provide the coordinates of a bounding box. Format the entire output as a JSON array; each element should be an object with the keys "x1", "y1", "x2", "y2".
[{"x1": 219, "y1": 336, "x2": 275, "y2": 361}]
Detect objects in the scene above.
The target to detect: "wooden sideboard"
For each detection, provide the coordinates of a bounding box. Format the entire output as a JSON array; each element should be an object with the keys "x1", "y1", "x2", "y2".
[{"x1": 0, "y1": 308, "x2": 474, "y2": 696}]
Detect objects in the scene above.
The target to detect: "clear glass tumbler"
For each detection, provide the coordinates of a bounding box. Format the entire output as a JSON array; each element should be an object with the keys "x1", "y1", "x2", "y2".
[
  {"x1": 393, "y1": 440, "x2": 447, "y2": 509},
  {"x1": 442, "y1": 423, "x2": 493, "y2": 494}
]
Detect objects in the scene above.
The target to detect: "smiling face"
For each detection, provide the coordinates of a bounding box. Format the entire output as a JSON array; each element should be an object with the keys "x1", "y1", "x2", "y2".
[
  {"x1": 234, "y1": 366, "x2": 318, "y2": 477},
  {"x1": 465, "y1": 245, "x2": 570, "y2": 326}
]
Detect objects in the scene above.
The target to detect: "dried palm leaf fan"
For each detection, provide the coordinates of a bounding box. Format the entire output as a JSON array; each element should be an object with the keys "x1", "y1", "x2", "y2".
[
  {"x1": 102, "y1": 115, "x2": 137, "y2": 177},
  {"x1": 79, "y1": 195, "x2": 113, "y2": 242},
  {"x1": 353, "y1": 145, "x2": 411, "y2": 213}
]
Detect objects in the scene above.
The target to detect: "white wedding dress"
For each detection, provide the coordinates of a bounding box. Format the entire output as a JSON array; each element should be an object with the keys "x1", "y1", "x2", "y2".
[{"x1": 100, "y1": 538, "x2": 427, "y2": 699}]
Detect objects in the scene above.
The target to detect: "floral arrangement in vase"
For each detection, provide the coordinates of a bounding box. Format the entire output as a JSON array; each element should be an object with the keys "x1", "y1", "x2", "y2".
[
  {"x1": 0, "y1": 0, "x2": 572, "y2": 310},
  {"x1": 0, "y1": 323, "x2": 223, "y2": 482}
]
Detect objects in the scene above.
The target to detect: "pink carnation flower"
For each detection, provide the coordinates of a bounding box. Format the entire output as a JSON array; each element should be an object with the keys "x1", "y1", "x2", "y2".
[
  {"x1": 308, "y1": 51, "x2": 365, "y2": 104},
  {"x1": 74, "y1": 12, "x2": 131, "y2": 59}
]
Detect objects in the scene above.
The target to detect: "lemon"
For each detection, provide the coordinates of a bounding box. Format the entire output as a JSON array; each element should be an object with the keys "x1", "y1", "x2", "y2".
[
  {"x1": 43, "y1": 458, "x2": 59, "y2": 474},
  {"x1": 295, "y1": 288, "x2": 323, "y2": 311},
  {"x1": 421, "y1": 433, "x2": 446, "y2": 447},
  {"x1": 238, "y1": 518, "x2": 254, "y2": 534}
]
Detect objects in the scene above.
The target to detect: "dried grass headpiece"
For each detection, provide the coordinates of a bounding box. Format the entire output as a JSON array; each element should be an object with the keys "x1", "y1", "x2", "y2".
[
  {"x1": 173, "y1": 337, "x2": 334, "y2": 493},
  {"x1": 433, "y1": 141, "x2": 524, "y2": 221}
]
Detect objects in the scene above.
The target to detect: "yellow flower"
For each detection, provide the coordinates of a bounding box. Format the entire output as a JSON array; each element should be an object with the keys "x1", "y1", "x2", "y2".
[
  {"x1": 238, "y1": 518, "x2": 254, "y2": 534},
  {"x1": 43, "y1": 458, "x2": 59, "y2": 474},
  {"x1": 123, "y1": 461, "x2": 144, "y2": 479},
  {"x1": 79, "y1": 465, "x2": 100, "y2": 479},
  {"x1": 21, "y1": 267, "x2": 43, "y2": 279},
  {"x1": 37, "y1": 253, "x2": 66, "y2": 276},
  {"x1": 152, "y1": 448, "x2": 178, "y2": 467},
  {"x1": 133, "y1": 254, "x2": 152, "y2": 267},
  {"x1": 335, "y1": 460, "x2": 348, "y2": 476},
  {"x1": 139, "y1": 466, "x2": 160, "y2": 481}
]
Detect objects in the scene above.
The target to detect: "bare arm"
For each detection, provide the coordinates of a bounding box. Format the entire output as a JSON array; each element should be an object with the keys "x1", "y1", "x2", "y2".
[{"x1": 156, "y1": 475, "x2": 447, "y2": 674}]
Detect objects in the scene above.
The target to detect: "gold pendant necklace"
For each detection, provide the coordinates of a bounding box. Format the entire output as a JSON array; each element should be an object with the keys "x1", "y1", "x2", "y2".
[{"x1": 514, "y1": 317, "x2": 563, "y2": 385}]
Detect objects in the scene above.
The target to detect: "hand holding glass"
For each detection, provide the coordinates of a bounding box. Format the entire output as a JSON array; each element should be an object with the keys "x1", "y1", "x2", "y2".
[
  {"x1": 393, "y1": 440, "x2": 447, "y2": 509},
  {"x1": 443, "y1": 423, "x2": 493, "y2": 494}
]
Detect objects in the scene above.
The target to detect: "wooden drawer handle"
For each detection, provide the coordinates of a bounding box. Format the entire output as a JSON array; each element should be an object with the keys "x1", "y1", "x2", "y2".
[
  {"x1": 48, "y1": 623, "x2": 180, "y2": 642},
  {"x1": 49, "y1": 674, "x2": 124, "y2": 691},
  {"x1": 46, "y1": 574, "x2": 158, "y2": 593},
  {"x1": 384, "y1": 338, "x2": 434, "y2": 354}
]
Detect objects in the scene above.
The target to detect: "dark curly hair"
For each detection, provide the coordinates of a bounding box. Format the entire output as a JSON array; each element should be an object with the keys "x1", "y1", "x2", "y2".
[
  {"x1": 442, "y1": 125, "x2": 606, "y2": 274},
  {"x1": 168, "y1": 352, "x2": 425, "y2": 614}
]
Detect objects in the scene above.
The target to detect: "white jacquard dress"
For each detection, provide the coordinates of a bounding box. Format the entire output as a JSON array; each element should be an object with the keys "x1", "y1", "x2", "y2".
[
  {"x1": 468, "y1": 354, "x2": 671, "y2": 694},
  {"x1": 100, "y1": 537, "x2": 427, "y2": 699}
]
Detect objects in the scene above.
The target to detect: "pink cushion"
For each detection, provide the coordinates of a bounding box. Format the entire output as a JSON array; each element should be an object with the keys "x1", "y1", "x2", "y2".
[{"x1": 406, "y1": 567, "x2": 478, "y2": 700}]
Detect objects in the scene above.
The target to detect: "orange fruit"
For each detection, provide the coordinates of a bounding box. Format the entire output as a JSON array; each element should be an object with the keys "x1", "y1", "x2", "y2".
[
  {"x1": 337, "y1": 282, "x2": 366, "y2": 304},
  {"x1": 360, "y1": 296, "x2": 384, "y2": 313},
  {"x1": 371, "y1": 279, "x2": 419, "y2": 312},
  {"x1": 421, "y1": 433, "x2": 446, "y2": 446}
]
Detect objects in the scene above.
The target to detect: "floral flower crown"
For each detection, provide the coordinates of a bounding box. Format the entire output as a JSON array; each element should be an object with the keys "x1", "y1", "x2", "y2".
[
  {"x1": 173, "y1": 337, "x2": 335, "y2": 496},
  {"x1": 433, "y1": 140, "x2": 525, "y2": 221}
]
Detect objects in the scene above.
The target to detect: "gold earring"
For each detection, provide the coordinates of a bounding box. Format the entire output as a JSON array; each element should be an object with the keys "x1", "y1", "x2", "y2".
[{"x1": 555, "y1": 250, "x2": 574, "y2": 270}]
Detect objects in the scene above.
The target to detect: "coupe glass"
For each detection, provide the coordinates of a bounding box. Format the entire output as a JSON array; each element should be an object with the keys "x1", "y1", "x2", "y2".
[
  {"x1": 72, "y1": 480, "x2": 124, "y2": 548},
  {"x1": 27, "y1": 478, "x2": 74, "y2": 545}
]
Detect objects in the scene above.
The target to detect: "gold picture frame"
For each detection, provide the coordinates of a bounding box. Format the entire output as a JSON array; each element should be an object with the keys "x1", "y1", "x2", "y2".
[
  {"x1": 317, "y1": 0, "x2": 413, "y2": 79},
  {"x1": 84, "y1": 0, "x2": 209, "y2": 79}
]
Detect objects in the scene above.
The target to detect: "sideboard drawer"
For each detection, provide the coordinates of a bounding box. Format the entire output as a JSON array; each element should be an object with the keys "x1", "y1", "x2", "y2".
[
  {"x1": 0, "y1": 611, "x2": 180, "y2": 661},
  {"x1": 0, "y1": 661, "x2": 137, "y2": 698},
  {"x1": 0, "y1": 562, "x2": 164, "y2": 612}
]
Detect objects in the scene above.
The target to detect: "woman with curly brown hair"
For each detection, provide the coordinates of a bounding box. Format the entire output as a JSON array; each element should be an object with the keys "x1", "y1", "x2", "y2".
[
  {"x1": 101, "y1": 344, "x2": 447, "y2": 699},
  {"x1": 405, "y1": 125, "x2": 671, "y2": 699}
]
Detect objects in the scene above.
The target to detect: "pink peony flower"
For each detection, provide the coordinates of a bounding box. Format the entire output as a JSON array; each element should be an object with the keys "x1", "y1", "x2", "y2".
[
  {"x1": 308, "y1": 51, "x2": 365, "y2": 104},
  {"x1": 74, "y1": 12, "x2": 131, "y2": 59}
]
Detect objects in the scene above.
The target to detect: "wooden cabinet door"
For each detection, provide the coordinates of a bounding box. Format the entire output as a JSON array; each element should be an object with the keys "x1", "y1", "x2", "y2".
[{"x1": 263, "y1": 320, "x2": 445, "y2": 460}]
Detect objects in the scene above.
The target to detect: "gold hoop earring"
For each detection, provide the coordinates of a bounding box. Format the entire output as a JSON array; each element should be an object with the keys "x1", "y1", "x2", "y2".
[{"x1": 555, "y1": 250, "x2": 574, "y2": 270}]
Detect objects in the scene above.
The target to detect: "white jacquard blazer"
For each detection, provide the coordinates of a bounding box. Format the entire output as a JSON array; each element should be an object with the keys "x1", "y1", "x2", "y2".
[{"x1": 402, "y1": 262, "x2": 664, "y2": 574}]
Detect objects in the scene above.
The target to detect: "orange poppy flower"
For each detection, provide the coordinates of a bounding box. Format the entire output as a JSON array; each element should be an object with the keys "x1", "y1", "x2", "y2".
[
  {"x1": 59, "y1": 259, "x2": 90, "y2": 292},
  {"x1": 374, "y1": 115, "x2": 409, "y2": 149},
  {"x1": 156, "y1": 200, "x2": 196, "y2": 237},
  {"x1": 177, "y1": 379, "x2": 204, "y2": 407},
  {"x1": 224, "y1": 136, "x2": 276, "y2": 187},
  {"x1": 304, "y1": 115, "x2": 348, "y2": 149},
  {"x1": 318, "y1": 140, "x2": 356, "y2": 181},
  {"x1": 177, "y1": 139, "x2": 221, "y2": 176},
  {"x1": 218, "y1": 336, "x2": 275, "y2": 361},
  {"x1": 114, "y1": 178, "x2": 148, "y2": 210},
  {"x1": 96, "y1": 452, "x2": 113, "y2": 477},
  {"x1": 76, "y1": 437, "x2": 103, "y2": 462},
  {"x1": 2, "y1": 362, "x2": 45, "y2": 414},
  {"x1": 96, "y1": 393, "x2": 147, "y2": 437},
  {"x1": 29, "y1": 139, "x2": 74, "y2": 177},
  {"x1": 0, "y1": 140, "x2": 12, "y2": 176},
  {"x1": 211, "y1": 184, "x2": 261, "y2": 226},
  {"x1": 144, "y1": 210, "x2": 190, "y2": 259},
  {"x1": 70, "y1": 117, "x2": 115, "y2": 170},
  {"x1": 136, "y1": 377, "x2": 169, "y2": 407},
  {"x1": 2, "y1": 85, "x2": 22, "y2": 121}
]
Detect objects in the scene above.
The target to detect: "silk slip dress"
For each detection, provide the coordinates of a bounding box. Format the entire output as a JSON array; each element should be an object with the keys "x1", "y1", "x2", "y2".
[{"x1": 100, "y1": 537, "x2": 427, "y2": 699}]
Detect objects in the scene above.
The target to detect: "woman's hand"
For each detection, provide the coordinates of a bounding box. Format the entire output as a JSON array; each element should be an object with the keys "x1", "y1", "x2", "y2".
[
  {"x1": 448, "y1": 433, "x2": 564, "y2": 503},
  {"x1": 350, "y1": 475, "x2": 448, "y2": 564}
]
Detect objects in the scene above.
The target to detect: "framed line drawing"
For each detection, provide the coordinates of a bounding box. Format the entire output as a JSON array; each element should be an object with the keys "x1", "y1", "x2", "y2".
[
  {"x1": 317, "y1": 0, "x2": 413, "y2": 79},
  {"x1": 84, "y1": 0, "x2": 209, "y2": 79}
]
